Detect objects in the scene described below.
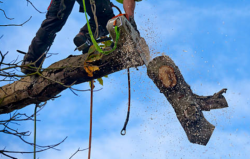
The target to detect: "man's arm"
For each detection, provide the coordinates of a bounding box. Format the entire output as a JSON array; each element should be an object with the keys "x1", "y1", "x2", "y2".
[
  {"x1": 123, "y1": 0, "x2": 140, "y2": 34},
  {"x1": 123, "y1": 0, "x2": 135, "y2": 20}
]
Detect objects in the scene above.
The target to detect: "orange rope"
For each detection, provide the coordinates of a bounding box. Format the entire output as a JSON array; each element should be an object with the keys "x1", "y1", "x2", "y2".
[{"x1": 88, "y1": 80, "x2": 94, "y2": 159}]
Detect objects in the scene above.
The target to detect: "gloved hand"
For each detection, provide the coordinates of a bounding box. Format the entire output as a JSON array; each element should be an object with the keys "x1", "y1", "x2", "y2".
[{"x1": 128, "y1": 16, "x2": 140, "y2": 36}]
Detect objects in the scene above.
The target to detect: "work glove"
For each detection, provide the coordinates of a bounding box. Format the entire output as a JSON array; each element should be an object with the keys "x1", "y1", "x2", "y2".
[{"x1": 129, "y1": 16, "x2": 140, "y2": 36}]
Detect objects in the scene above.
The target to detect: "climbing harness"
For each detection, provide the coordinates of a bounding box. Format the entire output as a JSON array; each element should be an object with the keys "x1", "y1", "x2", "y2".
[{"x1": 82, "y1": 0, "x2": 121, "y2": 55}]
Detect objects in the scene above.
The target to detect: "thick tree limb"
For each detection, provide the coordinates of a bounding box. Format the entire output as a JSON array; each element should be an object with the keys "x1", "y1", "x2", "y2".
[
  {"x1": 0, "y1": 39, "x2": 146, "y2": 114},
  {"x1": 0, "y1": 17, "x2": 150, "y2": 114},
  {"x1": 147, "y1": 56, "x2": 228, "y2": 145}
]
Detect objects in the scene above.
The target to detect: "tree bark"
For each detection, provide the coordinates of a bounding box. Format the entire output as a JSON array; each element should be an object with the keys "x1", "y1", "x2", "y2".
[
  {"x1": 0, "y1": 15, "x2": 151, "y2": 114},
  {"x1": 0, "y1": 37, "x2": 147, "y2": 114},
  {"x1": 147, "y1": 56, "x2": 228, "y2": 145}
]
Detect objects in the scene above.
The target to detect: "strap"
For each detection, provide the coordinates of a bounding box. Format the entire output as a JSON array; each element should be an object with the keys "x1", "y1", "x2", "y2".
[
  {"x1": 47, "y1": 0, "x2": 53, "y2": 10},
  {"x1": 82, "y1": 0, "x2": 121, "y2": 55},
  {"x1": 121, "y1": 68, "x2": 131, "y2": 135},
  {"x1": 111, "y1": 2, "x2": 123, "y2": 14},
  {"x1": 112, "y1": 14, "x2": 126, "y2": 20}
]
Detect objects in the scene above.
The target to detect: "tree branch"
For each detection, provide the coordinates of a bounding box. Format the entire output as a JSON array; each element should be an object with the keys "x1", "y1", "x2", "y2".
[
  {"x1": 26, "y1": 0, "x2": 46, "y2": 14},
  {"x1": 0, "y1": 9, "x2": 14, "y2": 20},
  {"x1": 0, "y1": 37, "x2": 146, "y2": 114},
  {"x1": 69, "y1": 148, "x2": 88, "y2": 159},
  {"x1": 0, "y1": 16, "x2": 32, "y2": 27},
  {"x1": 0, "y1": 104, "x2": 67, "y2": 158}
]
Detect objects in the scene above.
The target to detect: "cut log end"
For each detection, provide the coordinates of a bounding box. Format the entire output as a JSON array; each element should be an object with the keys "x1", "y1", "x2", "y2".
[{"x1": 159, "y1": 66, "x2": 177, "y2": 88}]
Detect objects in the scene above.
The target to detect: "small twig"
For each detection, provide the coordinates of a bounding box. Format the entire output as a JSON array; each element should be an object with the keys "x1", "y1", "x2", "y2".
[
  {"x1": 26, "y1": 0, "x2": 46, "y2": 14},
  {"x1": 69, "y1": 148, "x2": 88, "y2": 159},
  {"x1": 9, "y1": 56, "x2": 19, "y2": 67},
  {"x1": 69, "y1": 87, "x2": 79, "y2": 96},
  {"x1": 51, "y1": 95, "x2": 61, "y2": 100},
  {"x1": 0, "y1": 103, "x2": 68, "y2": 158},
  {"x1": 0, "y1": 16, "x2": 32, "y2": 26},
  {"x1": 16, "y1": 50, "x2": 26, "y2": 55},
  {"x1": 38, "y1": 72, "x2": 77, "y2": 88},
  {"x1": 0, "y1": 35, "x2": 3, "y2": 39},
  {"x1": 0, "y1": 152, "x2": 17, "y2": 159},
  {"x1": 0, "y1": 9, "x2": 14, "y2": 20},
  {"x1": 0, "y1": 137, "x2": 67, "y2": 154},
  {"x1": 214, "y1": 88, "x2": 227, "y2": 98},
  {"x1": 46, "y1": 52, "x2": 59, "y2": 58}
]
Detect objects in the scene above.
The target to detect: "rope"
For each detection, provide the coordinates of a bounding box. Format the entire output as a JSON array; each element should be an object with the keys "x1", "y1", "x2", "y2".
[
  {"x1": 88, "y1": 80, "x2": 94, "y2": 159},
  {"x1": 89, "y1": 0, "x2": 99, "y2": 38},
  {"x1": 111, "y1": 2, "x2": 122, "y2": 14},
  {"x1": 121, "y1": 68, "x2": 131, "y2": 135},
  {"x1": 34, "y1": 104, "x2": 38, "y2": 159},
  {"x1": 81, "y1": 1, "x2": 131, "y2": 157},
  {"x1": 111, "y1": 3, "x2": 131, "y2": 135}
]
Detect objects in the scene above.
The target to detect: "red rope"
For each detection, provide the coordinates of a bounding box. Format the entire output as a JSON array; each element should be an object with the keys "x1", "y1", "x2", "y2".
[
  {"x1": 88, "y1": 80, "x2": 94, "y2": 159},
  {"x1": 47, "y1": 0, "x2": 53, "y2": 10},
  {"x1": 111, "y1": 2, "x2": 123, "y2": 14}
]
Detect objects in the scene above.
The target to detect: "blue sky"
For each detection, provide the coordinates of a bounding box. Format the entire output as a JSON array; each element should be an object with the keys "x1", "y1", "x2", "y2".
[{"x1": 0, "y1": 0, "x2": 250, "y2": 158}]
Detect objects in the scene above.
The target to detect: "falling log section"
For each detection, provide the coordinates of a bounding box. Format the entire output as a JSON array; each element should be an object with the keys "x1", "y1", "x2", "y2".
[
  {"x1": 147, "y1": 56, "x2": 228, "y2": 145},
  {"x1": 0, "y1": 16, "x2": 228, "y2": 145}
]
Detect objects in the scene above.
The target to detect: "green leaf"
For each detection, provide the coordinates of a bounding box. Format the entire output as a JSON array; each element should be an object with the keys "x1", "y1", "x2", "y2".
[
  {"x1": 97, "y1": 78, "x2": 103, "y2": 86},
  {"x1": 86, "y1": 53, "x2": 103, "y2": 62},
  {"x1": 103, "y1": 40, "x2": 112, "y2": 47},
  {"x1": 87, "y1": 45, "x2": 96, "y2": 54},
  {"x1": 103, "y1": 75, "x2": 108, "y2": 78}
]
